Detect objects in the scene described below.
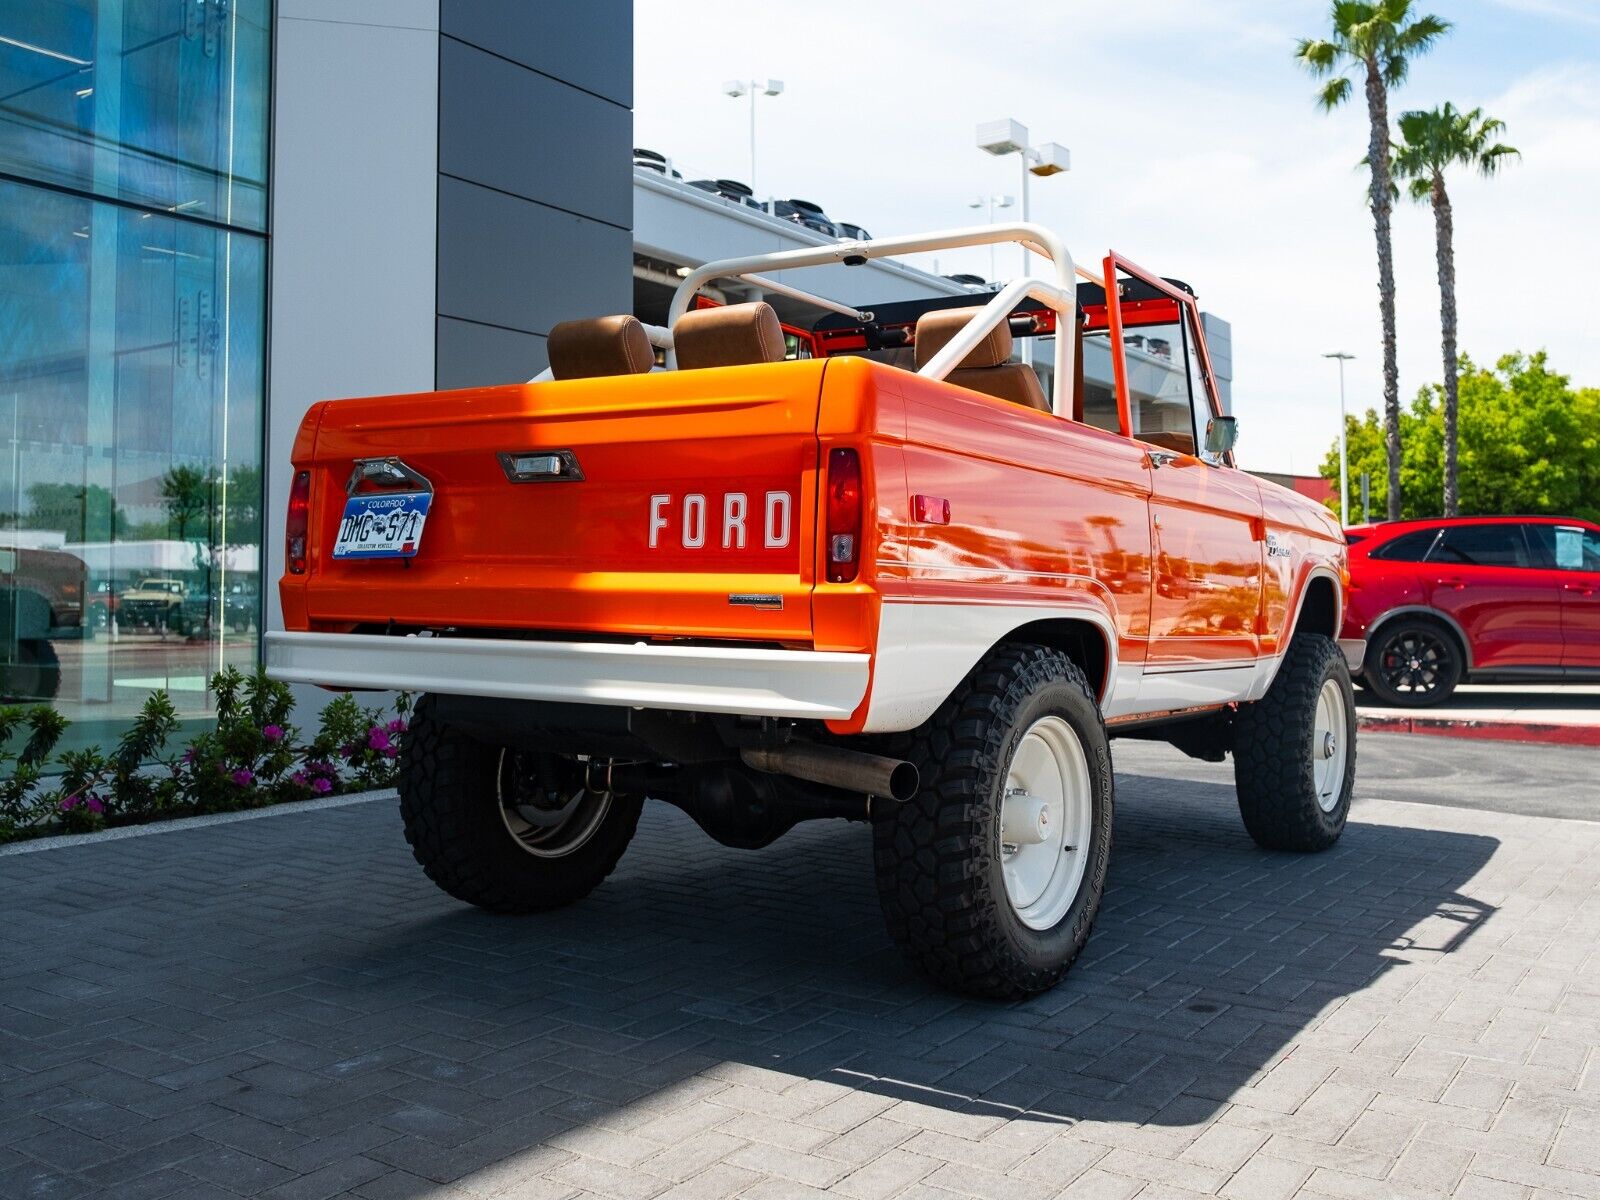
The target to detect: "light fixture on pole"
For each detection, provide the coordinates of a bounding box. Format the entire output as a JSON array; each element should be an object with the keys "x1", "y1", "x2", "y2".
[
  {"x1": 1324, "y1": 352, "x2": 1355, "y2": 527},
  {"x1": 976, "y1": 118, "x2": 1069, "y2": 278},
  {"x1": 967, "y1": 194, "x2": 1014, "y2": 281},
  {"x1": 722, "y1": 78, "x2": 784, "y2": 196}
]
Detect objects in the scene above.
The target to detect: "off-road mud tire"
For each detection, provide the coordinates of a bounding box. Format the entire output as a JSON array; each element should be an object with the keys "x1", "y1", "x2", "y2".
[
  {"x1": 1233, "y1": 633, "x2": 1355, "y2": 852},
  {"x1": 398, "y1": 695, "x2": 642, "y2": 913},
  {"x1": 872, "y1": 645, "x2": 1114, "y2": 999}
]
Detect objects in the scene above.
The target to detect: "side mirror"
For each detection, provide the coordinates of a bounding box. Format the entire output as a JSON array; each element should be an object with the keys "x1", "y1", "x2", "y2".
[{"x1": 1205, "y1": 415, "x2": 1239, "y2": 458}]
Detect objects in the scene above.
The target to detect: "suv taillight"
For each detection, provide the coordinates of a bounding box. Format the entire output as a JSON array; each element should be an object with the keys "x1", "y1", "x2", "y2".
[
  {"x1": 286, "y1": 470, "x2": 311, "y2": 575},
  {"x1": 825, "y1": 447, "x2": 862, "y2": 583}
]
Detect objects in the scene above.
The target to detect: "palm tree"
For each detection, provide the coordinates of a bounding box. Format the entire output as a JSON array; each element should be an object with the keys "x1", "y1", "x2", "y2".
[
  {"x1": 1297, "y1": 1, "x2": 1450, "y2": 521},
  {"x1": 1393, "y1": 105, "x2": 1518, "y2": 516}
]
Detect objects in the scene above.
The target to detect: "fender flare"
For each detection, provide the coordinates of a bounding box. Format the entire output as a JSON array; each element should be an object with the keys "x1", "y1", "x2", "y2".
[
  {"x1": 1362, "y1": 605, "x2": 1475, "y2": 672},
  {"x1": 856, "y1": 599, "x2": 1122, "y2": 733},
  {"x1": 1287, "y1": 564, "x2": 1345, "y2": 640},
  {"x1": 1245, "y1": 564, "x2": 1345, "y2": 701}
]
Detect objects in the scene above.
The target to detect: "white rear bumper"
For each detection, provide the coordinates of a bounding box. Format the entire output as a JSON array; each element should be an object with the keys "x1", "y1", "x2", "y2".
[{"x1": 263, "y1": 631, "x2": 870, "y2": 720}]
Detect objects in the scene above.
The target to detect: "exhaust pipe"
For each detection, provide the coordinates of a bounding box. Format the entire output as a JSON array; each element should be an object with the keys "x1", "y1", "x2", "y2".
[{"x1": 740, "y1": 743, "x2": 919, "y2": 802}]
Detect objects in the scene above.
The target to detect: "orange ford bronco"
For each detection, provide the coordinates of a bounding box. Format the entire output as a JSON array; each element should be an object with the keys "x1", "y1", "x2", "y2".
[{"x1": 270, "y1": 225, "x2": 1359, "y2": 997}]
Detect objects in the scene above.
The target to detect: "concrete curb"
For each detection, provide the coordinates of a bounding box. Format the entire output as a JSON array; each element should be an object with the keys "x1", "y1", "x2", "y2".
[
  {"x1": 0, "y1": 789, "x2": 394, "y2": 857},
  {"x1": 1359, "y1": 713, "x2": 1600, "y2": 747}
]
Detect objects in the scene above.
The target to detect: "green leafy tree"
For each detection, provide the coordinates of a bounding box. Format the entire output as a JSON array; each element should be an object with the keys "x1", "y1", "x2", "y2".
[
  {"x1": 1297, "y1": 1, "x2": 1450, "y2": 520},
  {"x1": 1392, "y1": 104, "x2": 1519, "y2": 517},
  {"x1": 1323, "y1": 353, "x2": 1600, "y2": 523},
  {"x1": 160, "y1": 464, "x2": 213, "y2": 541},
  {"x1": 22, "y1": 482, "x2": 125, "y2": 540}
]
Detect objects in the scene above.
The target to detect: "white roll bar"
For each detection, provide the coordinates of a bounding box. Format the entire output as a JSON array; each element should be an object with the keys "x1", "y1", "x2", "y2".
[{"x1": 667, "y1": 222, "x2": 1077, "y2": 415}]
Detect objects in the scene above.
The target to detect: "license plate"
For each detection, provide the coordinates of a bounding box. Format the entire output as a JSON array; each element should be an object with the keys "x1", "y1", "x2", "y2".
[{"x1": 333, "y1": 492, "x2": 432, "y2": 560}]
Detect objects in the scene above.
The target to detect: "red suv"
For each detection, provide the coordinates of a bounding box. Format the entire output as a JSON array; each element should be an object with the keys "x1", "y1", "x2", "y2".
[{"x1": 1342, "y1": 516, "x2": 1600, "y2": 706}]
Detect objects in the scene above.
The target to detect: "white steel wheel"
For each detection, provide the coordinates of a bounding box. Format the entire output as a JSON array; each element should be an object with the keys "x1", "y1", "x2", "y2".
[
  {"x1": 1312, "y1": 678, "x2": 1349, "y2": 814},
  {"x1": 1000, "y1": 715, "x2": 1094, "y2": 931},
  {"x1": 496, "y1": 750, "x2": 613, "y2": 859}
]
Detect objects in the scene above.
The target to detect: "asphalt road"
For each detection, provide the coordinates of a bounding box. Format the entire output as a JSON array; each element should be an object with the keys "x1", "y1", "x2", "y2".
[{"x1": 1113, "y1": 730, "x2": 1600, "y2": 823}]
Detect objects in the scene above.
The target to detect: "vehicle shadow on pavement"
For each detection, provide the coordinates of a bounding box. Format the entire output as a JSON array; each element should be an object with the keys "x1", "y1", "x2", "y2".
[{"x1": 0, "y1": 773, "x2": 1498, "y2": 1198}]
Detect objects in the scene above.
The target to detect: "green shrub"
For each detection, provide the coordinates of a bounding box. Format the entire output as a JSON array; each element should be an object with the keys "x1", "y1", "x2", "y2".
[
  {"x1": 0, "y1": 706, "x2": 68, "y2": 838},
  {"x1": 0, "y1": 671, "x2": 411, "y2": 843}
]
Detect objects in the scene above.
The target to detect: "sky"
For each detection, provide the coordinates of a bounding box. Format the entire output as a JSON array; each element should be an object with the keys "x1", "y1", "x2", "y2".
[{"x1": 633, "y1": 1, "x2": 1600, "y2": 475}]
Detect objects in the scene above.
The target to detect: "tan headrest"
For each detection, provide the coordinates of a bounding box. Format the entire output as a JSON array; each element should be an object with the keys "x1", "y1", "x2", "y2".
[
  {"x1": 914, "y1": 308, "x2": 1012, "y2": 370},
  {"x1": 547, "y1": 314, "x2": 654, "y2": 380},
  {"x1": 674, "y1": 302, "x2": 786, "y2": 370}
]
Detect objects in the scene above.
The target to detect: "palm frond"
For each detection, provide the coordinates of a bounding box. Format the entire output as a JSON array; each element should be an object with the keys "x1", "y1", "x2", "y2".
[
  {"x1": 1318, "y1": 75, "x2": 1354, "y2": 111},
  {"x1": 1295, "y1": 36, "x2": 1341, "y2": 74},
  {"x1": 1406, "y1": 176, "x2": 1434, "y2": 202},
  {"x1": 1478, "y1": 143, "x2": 1521, "y2": 177}
]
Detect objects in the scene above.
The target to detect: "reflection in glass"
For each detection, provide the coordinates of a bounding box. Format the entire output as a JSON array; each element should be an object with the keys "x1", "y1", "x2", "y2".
[
  {"x1": 0, "y1": 178, "x2": 264, "y2": 747},
  {"x1": 0, "y1": 0, "x2": 271, "y2": 230}
]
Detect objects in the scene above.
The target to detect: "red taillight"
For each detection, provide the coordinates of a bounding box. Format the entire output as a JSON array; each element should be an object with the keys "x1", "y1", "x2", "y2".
[
  {"x1": 286, "y1": 470, "x2": 311, "y2": 575},
  {"x1": 825, "y1": 447, "x2": 862, "y2": 584}
]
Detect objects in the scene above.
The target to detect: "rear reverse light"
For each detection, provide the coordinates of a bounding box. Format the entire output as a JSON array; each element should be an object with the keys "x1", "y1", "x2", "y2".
[
  {"x1": 286, "y1": 470, "x2": 311, "y2": 575},
  {"x1": 825, "y1": 447, "x2": 862, "y2": 583}
]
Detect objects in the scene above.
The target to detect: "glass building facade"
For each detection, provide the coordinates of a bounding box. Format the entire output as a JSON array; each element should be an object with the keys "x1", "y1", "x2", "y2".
[{"x1": 1, "y1": 0, "x2": 270, "y2": 748}]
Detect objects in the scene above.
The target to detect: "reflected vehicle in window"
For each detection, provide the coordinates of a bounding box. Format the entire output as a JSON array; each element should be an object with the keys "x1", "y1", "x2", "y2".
[
  {"x1": 1341, "y1": 516, "x2": 1600, "y2": 706},
  {"x1": 0, "y1": 543, "x2": 84, "y2": 700},
  {"x1": 117, "y1": 577, "x2": 190, "y2": 632}
]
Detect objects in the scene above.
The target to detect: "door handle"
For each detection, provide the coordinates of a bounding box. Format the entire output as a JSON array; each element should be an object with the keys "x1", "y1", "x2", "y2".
[
  {"x1": 1564, "y1": 583, "x2": 1596, "y2": 596},
  {"x1": 1437, "y1": 577, "x2": 1466, "y2": 590},
  {"x1": 1147, "y1": 450, "x2": 1180, "y2": 469}
]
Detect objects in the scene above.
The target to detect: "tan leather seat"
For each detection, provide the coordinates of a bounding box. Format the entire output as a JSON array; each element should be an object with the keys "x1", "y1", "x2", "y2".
[
  {"x1": 673, "y1": 301, "x2": 787, "y2": 370},
  {"x1": 913, "y1": 308, "x2": 1051, "y2": 413},
  {"x1": 547, "y1": 314, "x2": 654, "y2": 380}
]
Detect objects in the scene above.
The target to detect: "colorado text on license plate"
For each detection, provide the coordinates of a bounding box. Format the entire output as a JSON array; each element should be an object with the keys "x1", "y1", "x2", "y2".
[{"x1": 333, "y1": 492, "x2": 432, "y2": 559}]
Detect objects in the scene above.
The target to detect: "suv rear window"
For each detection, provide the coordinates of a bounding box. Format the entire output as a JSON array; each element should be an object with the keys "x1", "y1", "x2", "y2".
[
  {"x1": 1368, "y1": 528, "x2": 1440, "y2": 561},
  {"x1": 1433, "y1": 523, "x2": 1530, "y2": 567}
]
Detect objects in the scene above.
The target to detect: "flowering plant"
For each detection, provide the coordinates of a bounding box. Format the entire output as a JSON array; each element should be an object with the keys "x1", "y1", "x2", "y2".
[{"x1": 0, "y1": 669, "x2": 411, "y2": 844}]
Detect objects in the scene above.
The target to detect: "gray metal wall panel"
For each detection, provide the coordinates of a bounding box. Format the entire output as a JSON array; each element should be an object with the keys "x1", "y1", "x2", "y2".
[
  {"x1": 439, "y1": 0, "x2": 631, "y2": 107},
  {"x1": 437, "y1": 176, "x2": 631, "y2": 339},
  {"x1": 268, "y1": 5, "x2": 439, "y2": 641},
  {"x1": 436, "y1": 317, "x2": 548, "y2": 390},
  {"x1": 438, "y1": 37, "x2": 630, "y2": 229}
]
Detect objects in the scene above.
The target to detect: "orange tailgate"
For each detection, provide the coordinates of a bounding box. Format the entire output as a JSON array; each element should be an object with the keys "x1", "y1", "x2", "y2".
[{"x1": 287, "y1": 362, "x2": 828, "y2": 643}]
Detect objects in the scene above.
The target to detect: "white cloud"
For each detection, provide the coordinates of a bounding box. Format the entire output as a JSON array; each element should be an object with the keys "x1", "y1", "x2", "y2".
[{"x1": 635, "y1": 1, "x2": 1598, "y2": 476}]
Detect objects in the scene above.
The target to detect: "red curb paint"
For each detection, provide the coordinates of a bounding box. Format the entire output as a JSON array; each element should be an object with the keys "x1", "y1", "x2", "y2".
[{"x1": 1358, "y1": 714, "x2": 1600, "y2": 747}]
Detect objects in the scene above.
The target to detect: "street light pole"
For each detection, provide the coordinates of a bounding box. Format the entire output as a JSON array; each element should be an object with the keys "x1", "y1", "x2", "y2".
[
  {"x1": 1324, "y1": 352, "x2": 1355, "y2": 527},
  {"x1": 975, "y1": 118, "x2": 1069, "y2": 280},
  {"x1": 722, "y1": 78, "x2": 784, "y2": 196},
  {"x1": 967, "y1": 194, "x2": 1014, "y2": 282}
]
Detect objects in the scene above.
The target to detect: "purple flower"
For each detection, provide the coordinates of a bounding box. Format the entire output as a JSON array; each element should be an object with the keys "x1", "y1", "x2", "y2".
[
  {"x1": 182, "y1": 746, "x2": 198, "y2": 764},
  {"x1": 60, "y1": 793, "x2": 80, "y2": 812},
  {"x1": 291, "y1": 770, "x2": 309, "y2": 787},
  {"x1": 312, "y1": 777, "x2": 333, "y2": 795},
  {"x1": 382, "y1": 747, "x2": 397, "y2": 759},
  {"x1": 386, "y1": 718, "x2": 407, "y2": 734},
  {"x1": 262, "y1": 724, "x2": 285, "y2": 743},
  {"x1": 231, "y1": 768, "x2": 255, "y2": 788},
  {"x1": 85, "y1": 795, "x2": 105, "y2": 815},
  {"x1": 367, "y1": 728, "x2": 391, "y2": 752}
]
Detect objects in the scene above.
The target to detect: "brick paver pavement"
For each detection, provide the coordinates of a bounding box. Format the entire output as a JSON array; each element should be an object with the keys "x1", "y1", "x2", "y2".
[{"x1": 2, "y1": 770, "x2": 1598, "y2": 1200}]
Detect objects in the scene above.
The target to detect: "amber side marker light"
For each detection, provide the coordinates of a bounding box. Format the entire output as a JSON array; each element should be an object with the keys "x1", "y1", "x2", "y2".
[
  {"x1": 826, "y1": 447, "x2": 862, "y2": 583},
  {"x1": 286, "y1": 470, "x2": 311, "y2": 574}
]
